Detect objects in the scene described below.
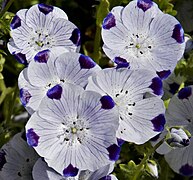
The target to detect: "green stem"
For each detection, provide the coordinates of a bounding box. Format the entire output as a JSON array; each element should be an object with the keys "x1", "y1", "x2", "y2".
[
  {"x1": 92, "y1": 0, "x2": 110, "y2": 64},
  {"x1": 133, "y1": 139, "x2": 165, "y2": 180},
  {"x1": 0, "y1": 0, "x2": 15, "y2": 18}
]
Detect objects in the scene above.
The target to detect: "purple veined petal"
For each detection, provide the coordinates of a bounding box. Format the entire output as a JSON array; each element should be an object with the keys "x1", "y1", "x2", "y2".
[
  {"x1": 114, "y1": 57, "x2": 130, "y2": 69},
  {"x1": 38, "y1": 3, "x2": 53, "y2": 15},
  {"x1": 26, "y1": 83, "x2": 119, "y2": 174},
  {"x1": 26, "y1": 128, "x2": 40, "y2": 147},
  {"x1": 47, "y1": 84, "x2": 62, "y2": 100},
  {"x1": 102, "y1": 13, "x2": 116, "y2": 30},
  {"x1": 63, "y1": 164, "x2": 79, "y2": 177},
  {"x1": 178, "y1": 87, "x2": 192, "y2": 100}
]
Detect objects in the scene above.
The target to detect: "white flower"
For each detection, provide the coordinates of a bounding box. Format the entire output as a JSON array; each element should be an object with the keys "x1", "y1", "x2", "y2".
[
  {"x1": 0, "y1": 132, "x2": 39, "y2": 179},
  {"x1": 86, "y1": 68, "x2": 165, "y2": 144},
  {"x1": 101, "y1": 0, "x2": 185, "y2": 78},
  {"x1": 32, "y1": 158, "x2": 118, "y2": 180},
  {"x1": 18, "y1": 52, "x2": 101, "y2": 114},
  {"x1": 164, "y1": 86, "x2": 193, "y2": 176},
  {"x1": 8, "y1": 3, "x2": 81, "y2": 64},
  {"x1": 25, "y1": 83, "x2": 120, "y2": 177}
]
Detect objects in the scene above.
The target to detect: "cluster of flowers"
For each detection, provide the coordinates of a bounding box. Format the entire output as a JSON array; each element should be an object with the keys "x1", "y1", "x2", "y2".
[{"x1": 0, "y1": 0, "x2": 189, "y2": 179}]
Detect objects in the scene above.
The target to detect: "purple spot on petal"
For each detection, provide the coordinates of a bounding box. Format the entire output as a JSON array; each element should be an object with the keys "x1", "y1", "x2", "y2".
[
  {"x1": 180, "y1": 138, "x2": 190, "y2": 147},
  {"x1": 34, "y1": 49, "x2": 50, "y2": 63},
  {"x1": 149, "y1": 77, "x2": 163, "y2": 96},
  {"x1": 70, "y1": 28, "x2": 81, "y2": 46},
  {"x1": 114, "y1": 57, "x2": 130, "y2": 69},
  {"x1": 179, "y1": 164, "x2": 193, "y2": 176},
  {"x1": 38, "y1": 3, "x2": 53, "y2": 15},
  {"x1": 19, "y1": 88, "x2": 31, "y2": 106},
  {"x1": 79, "y1": 54, "x2": 96, "y2": 69},
  {"x1": 151, "y1": 114, "x2": 165, "y2": 132},
  {"x1": 100, "y1": 95, "x2": 115, "y2": 109},
  {"x1": 26, "y1": 128, "x2": 39, "y2": 147},
  {"x1": 172, "y1": 24, "x2": 184, "y2": 44},
  {"x1": 107, "y1": 144, "x2": 121, "y2": 161},
  {"x1": 178, "y1": 87, "x2": 192, "y2": 100},
  {"x1": 169, "y1": 82, "x2": 180, "y2": 95},
  {"x1": 156, "y1": 70, "x2": 171, "y2": 80},
  {"x1": 63, "y1": 164, "x2": 79, "y2": 177},
  {"x1": 117, "y1": 138, "x2": 125, "y2": 146},
  {"x1": 137, "y1": 0, "x2": 153, "y2": 12},
  {"x1": 47, "y1": 84, "x2": 62, "y2": 100},
  {"x1": 100, "y1": 176, "x2": 112, "y2": 180},
  {"x1": 10, "y1": 15, "x2": 21, "y2": 29},
  {"x1": 13, "y1": 52, "x2": 28, "y2": 66},
  {"x1": 0, "y1": 150, "x2": 6, "y2": 171},
  {"x1": 102, "y1": 13, "x2": 116, "y2": 30}
]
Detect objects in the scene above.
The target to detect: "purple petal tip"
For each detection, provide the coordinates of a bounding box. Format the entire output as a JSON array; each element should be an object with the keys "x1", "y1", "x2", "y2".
[
  {"x1": 102, "y1": 13, "x2": 116, "y2": 30},
  {"x1": 100, "y1": 95, "x2": 115, "y2": 109},
  {"x1": 156, "y1": 70, "x2": 171, "y2": 80},
  {"x1": 137, "y1": 0, "x2": 153, "y2": 12},
  {"x1": 169, "y1": 82, "x2": 180, "y2": 95},
  {"x1": 13, "y1": 52, "x2": 28, "y2": 65},
  {"x1": 107, "y1": 144, "x2": 121, "y2": 161},
  {"x1": 47, "y1": 84, "x2": 62, "y2": 100},
  {"x1": 114, "y1": 57, "x2": 130, "y2": 69},
  {"x1": 19, "y1": 88, "x2": 32, "y2": 106},
  {"x1": 38, "y1": 3, "x2": 53, "y2": 15},
  {"x1": 149, "y1": 77, "x2": 163, "y2": 96},
  {"x1": 34, "y1": 49, "x2": 50, "y2": 63},
  {"x1": 10, "y1": 15, "x2": 21, "y2": 29},
  {"x1": 178, "y1": 87, "x2": 192, "y2": 100},
  {"x1": 179, "y1": 164, "x2": 193, "y2": 177},
  {"x1": 63, "y1": 164, "x2": 79, "y2": 177},
  {"x1": 151, "y1": 114, "x2": 165, "y2": 132},
  {"x1": 26, "y1": 128, "x2": 39, "y2": 147},
  {"x1": 70, "y1": 28, "x2": 81, "y2": 46},
  {"x1": 172, "y1": 24, "x2": 184, "y2": 44},
  {"x1": 79, "y1": 54, "x2": 96, "y2": 69}
]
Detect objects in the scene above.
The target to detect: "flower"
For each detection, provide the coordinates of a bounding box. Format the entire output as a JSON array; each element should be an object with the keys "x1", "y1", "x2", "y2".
[
  {"x1": 18, "y1": 52, "x2": 101, "y2": 114},
  {"x1": 8, "y1": 3, "x2": 81, "y2": 65},
  {"x1": 25, "y1": 83, "x2": 120, "y2": 177},
  {"x1": 32, "y1": 158, "x2": 118, "y2": 180},
  {"x1": 163, "y1": 86, "x2": 193, "y2": 176},
  {"x1": 0, "y1": 132, "x2": 39, "y2": 179},
  {"x1": 86, "y1": 67, "x2": 165, "y2": 144},
  {"x1": 101, "y1": 0, "x2": 185, "y2": 78}
]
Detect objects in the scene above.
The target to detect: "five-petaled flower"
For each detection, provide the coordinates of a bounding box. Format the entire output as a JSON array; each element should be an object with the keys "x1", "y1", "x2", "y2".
[
  {"x1": 18, "y1": 52, "x2": 101, "y2": 114},
  {"x1": 86, "y1": 68, "x2": 165, "y2": 144},
  {"x1": 102, "y1": 0, "x2": 185, "y2": 79},
  {"x1": 25, "y1": 83, "x2": 120, "y2": 177},
  {"x1": 8, "y1": 3, "x2": 81, "y2": 65}
]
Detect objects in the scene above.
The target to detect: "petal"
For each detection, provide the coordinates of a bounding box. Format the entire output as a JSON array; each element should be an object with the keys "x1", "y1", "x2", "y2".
[
  {"x1": 47, "y1": 84, "x2": 63, "y2": 100},
  {"x1": 63, "y1": 164, "x2": 79, "y2": 177},
  {"x1": 100, "y1": 95, "x2": 115, "y2": 109},
  {"x1": 34, "y1": 49, "x2": 50, "y2": 63}
]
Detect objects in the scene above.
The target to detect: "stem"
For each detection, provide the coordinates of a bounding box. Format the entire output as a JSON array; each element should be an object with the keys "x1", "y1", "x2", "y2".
[
  {"x1": 133, "y1": 139, "x2": 164, "y2": 180},
  {"x1": 0, "y1": 0, "x2": 15, "y2": 18}
]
